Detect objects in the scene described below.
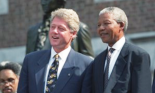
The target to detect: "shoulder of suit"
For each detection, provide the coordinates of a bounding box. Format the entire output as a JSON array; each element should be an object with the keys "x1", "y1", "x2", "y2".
[
  {"x1": 94, "y1": 50, "x2": 106, "y2": 59},
  {"x1": 26, "y1": 49, "x2": 50, "y2": 58},
  {"x1": 124, "y1": 42, "x2": 149, "y2": 55},
  {"x1": 73, "y1": 50, "x2": 93, "y2": 61}
]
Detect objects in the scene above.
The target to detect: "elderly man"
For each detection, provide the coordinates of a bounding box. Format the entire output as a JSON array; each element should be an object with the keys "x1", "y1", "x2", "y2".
[
  {"x1": 0, "y1": 61, "x2": 21, "y2": 93},
  {"x1": 82, "y1": 7, "x2": 152, "y2": 93}
]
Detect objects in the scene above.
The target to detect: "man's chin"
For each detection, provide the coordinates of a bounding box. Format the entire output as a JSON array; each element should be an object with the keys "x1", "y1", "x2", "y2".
[
  {"x1": 101, "y1": 39, "x2": 108, "y2": 43},
  {"x1": 2, "y1": 89, "x2": 13, "y2": 93}
]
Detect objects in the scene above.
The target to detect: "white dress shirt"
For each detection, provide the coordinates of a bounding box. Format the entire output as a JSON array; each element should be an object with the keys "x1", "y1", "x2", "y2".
[
  {"x1": 104, "y1": 36, "x2": 125, "y2": 79},
  {"x1": 44, "y1": 46, "x2": 71, "y2": 93}
]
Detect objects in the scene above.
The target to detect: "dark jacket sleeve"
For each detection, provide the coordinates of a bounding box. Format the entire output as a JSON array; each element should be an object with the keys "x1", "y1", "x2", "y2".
[
  {"x1": 81, "y1": 62, "x2": 93, "y2": 93},
  {"x1": 131, "y1": 49, "x2": 152, "y2": 93}
]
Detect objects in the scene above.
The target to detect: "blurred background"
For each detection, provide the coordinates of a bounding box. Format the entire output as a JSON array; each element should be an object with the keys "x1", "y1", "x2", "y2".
[{"x1": 0, "y1": 0, "x2": 155, "y2": 72}]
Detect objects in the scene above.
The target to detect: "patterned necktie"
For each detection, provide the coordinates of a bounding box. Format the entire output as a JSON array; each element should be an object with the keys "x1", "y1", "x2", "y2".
[
  {"x1": 104, "y1": 48, "x2": 115, "y2": 89},
  {"x1": 46, "y1": 54, "x2": 59, "y2": 93}
]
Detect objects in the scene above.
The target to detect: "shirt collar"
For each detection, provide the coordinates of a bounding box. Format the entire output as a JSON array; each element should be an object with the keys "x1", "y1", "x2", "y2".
[
  {"x1": 51, "y1": 46, "x2": 71, "y2": 60},
  {"x1": 108, "y1": 36, "x2": 125, "y2": 51}
]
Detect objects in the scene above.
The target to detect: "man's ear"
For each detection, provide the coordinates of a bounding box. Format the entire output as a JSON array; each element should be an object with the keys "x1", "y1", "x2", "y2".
[
  {"x1": 119, "y1": 22, "x2": 125, "y2": 31},
  {"x1": 71, "y1": 31, "x2": 77, "y2": 38}
]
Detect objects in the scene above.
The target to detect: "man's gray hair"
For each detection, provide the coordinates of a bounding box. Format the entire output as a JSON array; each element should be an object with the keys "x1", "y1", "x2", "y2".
[
  {"x1": 0, "y1": 61, "x2": 21, "y2": 76},
  {"x1": 99, "y1": 7, "x2": 128, "y2": 32}
]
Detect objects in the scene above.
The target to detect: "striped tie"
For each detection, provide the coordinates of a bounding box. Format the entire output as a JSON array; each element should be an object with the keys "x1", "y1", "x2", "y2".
[{"x1": 104, "y1": 48, "x2": 115, "y2": 89}]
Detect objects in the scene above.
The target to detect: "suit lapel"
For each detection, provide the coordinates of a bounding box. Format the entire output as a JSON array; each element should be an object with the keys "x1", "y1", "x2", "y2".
[
  {"x1": 35, "y1": 50, "x2": 51, "y2": 93},
  {"x1": 94, "y1": 49, "x2": 107, "y2": 93},
  {"x1": 53, "y1": 49, "x2": 76, "y2": 93},
  {"x1": 104, "y1": 42, "x2": 129, "y2": 93}
]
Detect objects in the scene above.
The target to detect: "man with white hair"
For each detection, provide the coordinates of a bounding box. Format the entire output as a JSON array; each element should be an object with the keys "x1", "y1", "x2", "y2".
[{"x1": 82, "y1": 7, "x2": 151, "y2": 93}]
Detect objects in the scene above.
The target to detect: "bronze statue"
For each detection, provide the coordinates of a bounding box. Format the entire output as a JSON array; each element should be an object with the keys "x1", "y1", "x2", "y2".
[{"x1": 26, "y1": 0, "x2": 94, "y2": 57}]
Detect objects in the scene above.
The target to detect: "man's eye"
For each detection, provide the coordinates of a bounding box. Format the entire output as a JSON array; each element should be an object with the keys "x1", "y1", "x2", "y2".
[
  {"x1": 104, "y1": 23, "x2": 110, "y2": 25},
  {"x1": 98, "y1": 24, "x2": 101, "y2": 27},
  {"x1": 51, "y1": 26, "x2": 55, "y2": 29},
  {"x1": 0, "y1": 80, "x2": 4, "y2": 83},
  {"x1": 58, "y1": 27, "x2": 65, "y2": 31},
  {"x1": 8, "y1": 78, "x2": 14, "y2": 82}
]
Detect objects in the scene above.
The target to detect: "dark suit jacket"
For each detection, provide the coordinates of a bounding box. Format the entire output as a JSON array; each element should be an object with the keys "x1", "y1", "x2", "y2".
[
  {"x1": 153, "y1": 71, "x2": 155, "y2": 93},
  {"x1": 82, "y1": 41, "x2": 152, "y2": 93},
  {"x1": 26, "y1": 22, "x2": 94, "y2": 57},
  {"x1": 17, "y1": 48, "x2": 93, "y2": 93}
]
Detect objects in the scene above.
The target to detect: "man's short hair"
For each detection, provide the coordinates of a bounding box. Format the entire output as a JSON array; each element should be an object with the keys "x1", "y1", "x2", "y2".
[
  {"x1": 0, "y1": 61, "x2": 21, "y2": 76},
  {"x1": 51, "y1": 8, "x2": 80, "y2": 34},
  {"x1": 99, "y1": 7, "x2": 128, "y2": 32}
]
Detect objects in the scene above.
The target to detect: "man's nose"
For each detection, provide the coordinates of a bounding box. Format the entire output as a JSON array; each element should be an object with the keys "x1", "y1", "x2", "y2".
[
  {"x1": 53, "y1": 28, "x2": 58, "y2": 33},
  {"x1": 99, "y1": 25, "x2": 105, "y2": 30},
  {"x1": 3, "y1": 82, "x2": 11, "y2": 86}
]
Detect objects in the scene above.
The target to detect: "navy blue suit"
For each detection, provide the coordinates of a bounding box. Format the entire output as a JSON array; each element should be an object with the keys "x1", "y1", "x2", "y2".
[
  {"x1": 17, "y1": 48, "x2": 92, "y2": 93},
  {"x1": 82, "y1": 41, "x2": 152, "y2": 93},
  {"x1": 153, "y1": 71, "x2": 155, "y2": 93}
]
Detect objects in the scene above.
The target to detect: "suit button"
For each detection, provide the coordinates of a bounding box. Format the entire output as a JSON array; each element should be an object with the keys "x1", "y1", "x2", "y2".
[{"x1": 68, "y1": 73, "x2": 71, "y2": 77}]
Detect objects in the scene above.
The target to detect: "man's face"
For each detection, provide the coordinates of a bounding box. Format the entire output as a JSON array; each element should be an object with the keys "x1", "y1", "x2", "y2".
[
  {"x1": 0, "y1": 69, "x2": 19, "y2": 93},
  {"x1": 49, "y1": 17, "x2": 76, "y2": 53},
  {"x1": 97, "y1": 13, "x2": 124, "y2": 47},
  {"x1": 41, "y1": 0, "x2": 65, "y2": 14}
]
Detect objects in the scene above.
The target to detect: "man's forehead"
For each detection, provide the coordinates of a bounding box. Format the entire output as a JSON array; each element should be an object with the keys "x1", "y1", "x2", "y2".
[{"x1": 0, "y1": 69, "x2": 17, "y2": 79}]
